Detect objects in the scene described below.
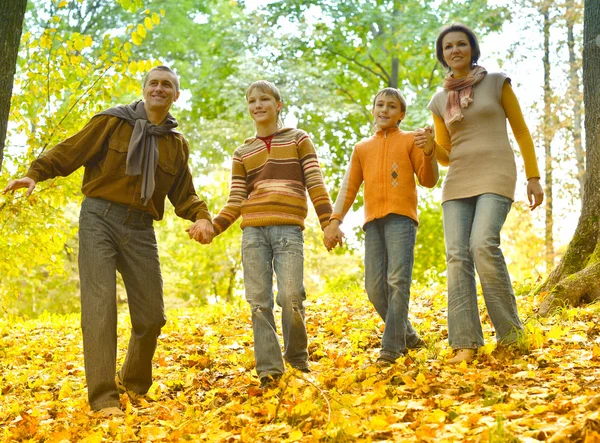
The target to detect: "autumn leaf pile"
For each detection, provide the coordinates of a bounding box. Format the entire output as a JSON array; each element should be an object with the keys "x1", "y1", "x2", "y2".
[{"x1": 1, "y1": 283, "x2": 599, "y2": 442}]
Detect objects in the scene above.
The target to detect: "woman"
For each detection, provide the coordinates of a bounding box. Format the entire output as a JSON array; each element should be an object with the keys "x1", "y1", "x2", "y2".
[{"x1": 425, "y1": 23, "x2": 544, "y2": 364}]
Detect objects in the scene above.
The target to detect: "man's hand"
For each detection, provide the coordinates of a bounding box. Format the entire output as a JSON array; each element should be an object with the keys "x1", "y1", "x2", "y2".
[
  {"x1": 323, "y1": 220, "x2": 344, "y2": 251},
  {"x1": 527, "y1": 177, "x2": 544, "y2": 211},
  {"x1": 186, "y1": 219, "x2": 215, "y2": 244},
  {"x1": 3, "y1": 177, "x2": 36, "y2": 196}
]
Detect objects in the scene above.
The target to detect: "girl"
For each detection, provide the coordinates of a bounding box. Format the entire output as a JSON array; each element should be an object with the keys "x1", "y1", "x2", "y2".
[
  {"x1": 324, "y1": 88, "x2": 439, "y2": 364},
  {"x1": 210, "y1": 81, "x2": 332, "y2": 386},
  {"x1": 426, "y1": 23, "x2": 544, "y2": 364}
]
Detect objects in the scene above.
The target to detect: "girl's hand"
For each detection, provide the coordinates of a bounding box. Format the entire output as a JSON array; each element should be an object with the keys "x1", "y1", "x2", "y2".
[
  {"x1": 323, "y1": 221, "x2": 344, "y2": 251},
  {"x1": 415, "y1": 126, "x2": 434, "y2": 156},
  {"x1": 527, "y1": 177, "x2": 544, "y2": 210}
]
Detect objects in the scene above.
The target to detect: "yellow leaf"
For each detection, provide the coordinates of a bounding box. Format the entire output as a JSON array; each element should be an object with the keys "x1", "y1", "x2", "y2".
[
  {"x1": 131, "y1": 32, "x2": 142, "y2": 46},
  {"x1": 144, "y1": 17, "x2": 153, "y2": 30},
  {"x1": 288, "y1": 429, "x2": 303, "y2": 441},
  {"x1": 592, "y1": 344, "x2": 600, "y2": 361},
  {"x1": 402, "y1": 374, "x2": 414, "y2": 386},
  {"x1": 160, "y1": 9, "x2": 166, "y2": 17},
  {"x1": 547, "y1": 325, "x2": 568, "y2": 340},
  {"x1": 137, "y1": 24, "x2": 147, "y2": 38},
  {"x1": 416, "y1": 372, "x2": 426, "y2": 384},
  {"x1": 426, "y1": 409, "x2": 446, "y2": 423},
  {"x1": 74, "y1": 37, "x2": 84, "y2": 52},
  {"x1": 152, "y1": 12, "x2": 161, "y2": 25},
  {"x1": 58, "y1": 381, "x2": 72, "y2": 399},
  {"x1": 57, "y1": 0, "x2": 68, "y2": 7},
  {"x1": 370, "y1": 416, "x2": 389, "y2": 430},
  {"x1": 128, "y1": 61, "x2": 138, "y2": 74}
]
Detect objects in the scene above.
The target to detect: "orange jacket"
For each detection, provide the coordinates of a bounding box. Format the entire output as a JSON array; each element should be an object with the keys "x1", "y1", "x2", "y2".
[{"x1": 331, "y1": 127, "x2": 438, "y2": 227}]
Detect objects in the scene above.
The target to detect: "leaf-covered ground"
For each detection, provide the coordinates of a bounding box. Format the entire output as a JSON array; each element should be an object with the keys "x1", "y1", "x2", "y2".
[{"x1": 1, "y1": 284, "x2": 599, "y2": 442}]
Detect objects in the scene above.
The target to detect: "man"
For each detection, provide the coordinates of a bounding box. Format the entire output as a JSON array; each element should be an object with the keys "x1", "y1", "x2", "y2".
[{"x1": 3, "y1": 66, "x2": 214, "y2": 416}]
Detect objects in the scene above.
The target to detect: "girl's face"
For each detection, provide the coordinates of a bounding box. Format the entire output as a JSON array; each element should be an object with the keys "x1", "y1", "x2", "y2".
[
  {"x1": 442, "y1": 31, "x2": 472, "y2": 75},
  {"x1": 246, "y1": 87, "x2": 282, "y2": 126},
  {"x1": 372, "y1": 94, "x2": 405, "y2": 130}
]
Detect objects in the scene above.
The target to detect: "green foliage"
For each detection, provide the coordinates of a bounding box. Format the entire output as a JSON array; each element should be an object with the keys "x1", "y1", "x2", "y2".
[{"x1": 156, "y1": 169, "x2": 243, "y2": 305}]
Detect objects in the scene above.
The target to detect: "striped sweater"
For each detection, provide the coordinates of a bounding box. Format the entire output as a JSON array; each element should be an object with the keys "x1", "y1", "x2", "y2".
[{"x1": 213, "y1": 128, "x2": 332, "y2": 234}]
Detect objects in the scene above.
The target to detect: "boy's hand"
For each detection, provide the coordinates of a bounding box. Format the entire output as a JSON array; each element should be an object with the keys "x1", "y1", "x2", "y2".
[
  {"x1": 414, "y1": 126, "x2": 434, "y2": 156},
  {"x1": 323, "y1": 221, "x2": 344, "y2": 251},
  {"x1": 186, "y1": 219, "x2": 215, "y2": 244}
]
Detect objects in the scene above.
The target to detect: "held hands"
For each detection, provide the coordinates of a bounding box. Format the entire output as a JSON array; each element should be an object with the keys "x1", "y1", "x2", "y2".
[
  {"x1": 527, "y1": 177, "x2": 544, "y2": 211},
  {"x1": 323, "y1": 220, "x2": 345, "y2": 251},
  {"x1": 186, "y1": 219, "x2": 215, "y2": 244},
  {"x1": 3, "y1": 177, "x2": 37, "y2": 196},
  {"x1": 414, "y1": 126, "x2": 435, "y2": 156}
]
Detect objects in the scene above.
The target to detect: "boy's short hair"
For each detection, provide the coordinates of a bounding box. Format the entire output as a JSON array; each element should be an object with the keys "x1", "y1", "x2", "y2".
[
  {"x1": 372, "y1": 88, "x2": 407, "y2": 114},
  {"x1": 245, "y1": 80, "x2": 282, "y2": 102},
  {"x1": 143, "y1": 65, "x2": 180, "y2": 91}
]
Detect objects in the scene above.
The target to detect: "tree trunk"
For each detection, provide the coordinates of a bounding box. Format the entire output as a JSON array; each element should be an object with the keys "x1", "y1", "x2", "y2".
[
  {"x1": 542, "y1": 6, "x2": 555, "y2": 270},
  {"x1": 0, "y1": 0, "x2": 28, "y2": 170},
  {"x1": 567, "y1": 17, "x2": 586, "y2": 202},
  {"x1": 538, "y1": 0, "x2": 600, "y2": 315}
]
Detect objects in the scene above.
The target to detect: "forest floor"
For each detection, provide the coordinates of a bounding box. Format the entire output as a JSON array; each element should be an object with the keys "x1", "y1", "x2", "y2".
[{"x1": 1, "y1": 282, "x2": 599, "y2": 442}]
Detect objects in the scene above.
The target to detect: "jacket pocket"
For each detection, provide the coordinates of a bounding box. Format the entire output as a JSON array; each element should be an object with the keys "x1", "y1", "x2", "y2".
[{"x1": 102, "y1": 138, "x2": 129, "y2": 175}]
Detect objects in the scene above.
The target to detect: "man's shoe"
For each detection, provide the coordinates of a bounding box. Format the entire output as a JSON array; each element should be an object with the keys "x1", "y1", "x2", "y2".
[
  {"x1": 115, "y1": 372, "x2": 144, "y2": 402},
  {"x1": 97, "y1": 406, "x2": 124, "y2": 417},
  {"x1": 291, "y1": 365, "x2": 311, "y2": 373},
  {"x1": 407, "y1": 337, "x2": 427, "y2": 350},
  {"x1": 259, "y1": 374, "x2": 282, "y2": 389},
  {"x1": 376, "y1": 357, "x2": 395, "y2": 367},
  {"x1": 447, "y1": 349, "x2": 475, "y2": 364}
]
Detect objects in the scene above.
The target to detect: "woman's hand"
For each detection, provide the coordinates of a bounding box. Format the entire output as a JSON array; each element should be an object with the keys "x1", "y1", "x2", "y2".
[
  {"x1": 414, "y1": 126, "x2": 435, "y2": 156},
  {"x1": 527, "y1": 177, "x2": 544, "y2": 210}
]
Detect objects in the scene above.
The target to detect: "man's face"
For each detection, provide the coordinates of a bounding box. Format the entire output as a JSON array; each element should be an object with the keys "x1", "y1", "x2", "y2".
[{"x1": 143, "y1": 70, "x2": 180, "y2": 112}]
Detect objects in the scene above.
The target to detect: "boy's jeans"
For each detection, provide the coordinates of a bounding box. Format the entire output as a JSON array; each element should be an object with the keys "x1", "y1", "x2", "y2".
[
  {"x1": 79, "y1": 197, "x2": 166, "y2": 411},
  {"x1": 242, "y1": 225, "x2": 308, "y2": 379},
  {"x1": 443, "y1": 193, "x2": 523, "y2": 350},
  {"x1": 365, "y1": 214, "x2": 421, "y2": 361}
]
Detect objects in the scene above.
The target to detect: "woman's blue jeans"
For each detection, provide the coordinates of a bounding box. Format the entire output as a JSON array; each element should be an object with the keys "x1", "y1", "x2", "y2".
[
  {"x1": 443, "y1": 193, "x2": 523, "y2": 349},
  {"x1": 241, "y1": 225, "x2": 308, "y2": 380},
  {"x1": 365, "y1": 214, "x2": 421, "y2": 361}
]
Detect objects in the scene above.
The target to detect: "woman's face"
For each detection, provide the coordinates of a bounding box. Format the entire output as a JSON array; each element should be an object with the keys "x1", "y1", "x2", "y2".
[{"x1": 442, "y1": 31, "x2": 472, "y2": 75}]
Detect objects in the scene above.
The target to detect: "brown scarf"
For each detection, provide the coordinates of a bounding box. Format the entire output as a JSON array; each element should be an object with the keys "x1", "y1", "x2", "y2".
[
  {"x1": 443, "y1": 66, "x2": 487, "y2": 124},
  {"x1": 98, "y1": 100, "x2": 178, "y2": 205}
]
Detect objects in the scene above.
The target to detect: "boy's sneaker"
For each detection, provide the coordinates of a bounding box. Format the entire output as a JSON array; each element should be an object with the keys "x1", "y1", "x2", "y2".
[
  {"x1": 115, "y1": 372, "x2": 144, "y2": 402},
  {"x1": 407, "y1": 337, "x2": 427, "y2": 350},
  {"x1": 259, "y1": 374, "x2": 282, "y2": 389}
]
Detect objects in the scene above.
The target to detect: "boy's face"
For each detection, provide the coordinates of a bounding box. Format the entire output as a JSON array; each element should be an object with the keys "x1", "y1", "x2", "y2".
[
  {"x1": 372, "y1": 94, "x2": 405, "y2": 130},
  {"x1": 246, "y1": 87, "x2": 282, "y2": 126}
]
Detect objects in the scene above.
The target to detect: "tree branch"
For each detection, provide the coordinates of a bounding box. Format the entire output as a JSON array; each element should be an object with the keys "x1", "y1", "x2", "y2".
[{"x1": 324, "y1": 48, "x2": 388, "y2": 84}]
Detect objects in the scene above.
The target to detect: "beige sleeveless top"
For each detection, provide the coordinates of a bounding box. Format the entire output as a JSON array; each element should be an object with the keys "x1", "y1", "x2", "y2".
[{"x1": 427, "y1": 73, "x2": 517, "y2": 203}]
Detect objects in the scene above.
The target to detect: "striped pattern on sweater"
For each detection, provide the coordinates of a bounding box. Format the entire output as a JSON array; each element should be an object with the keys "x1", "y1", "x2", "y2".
[{"x1": 213, "y1": 128, "x2": 332, "y2": 234}]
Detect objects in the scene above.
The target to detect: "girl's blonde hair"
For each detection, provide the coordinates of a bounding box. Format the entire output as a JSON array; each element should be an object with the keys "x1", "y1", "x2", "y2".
[{"x1": 246, "y1": 80, "x2": 284, "y2": 128}]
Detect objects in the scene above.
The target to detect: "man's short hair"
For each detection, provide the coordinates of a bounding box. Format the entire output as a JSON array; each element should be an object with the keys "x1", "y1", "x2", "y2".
[{"x1": 143, "y1": 66, "x2": 180, "y2": 91}]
